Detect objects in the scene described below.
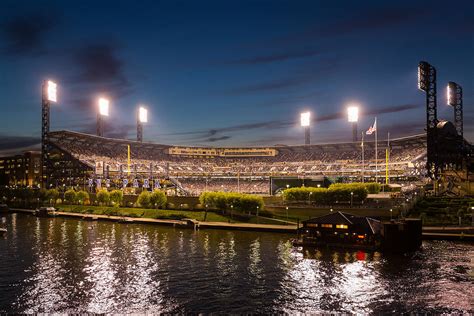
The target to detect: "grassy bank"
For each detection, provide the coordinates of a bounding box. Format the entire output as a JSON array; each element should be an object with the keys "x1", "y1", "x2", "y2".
[
  {"x1": 56, "y1": 204, "x2": 286, "y2": 225},
  {"x1": 57, "y1": 204, "x2": 230, "y2": 222}
]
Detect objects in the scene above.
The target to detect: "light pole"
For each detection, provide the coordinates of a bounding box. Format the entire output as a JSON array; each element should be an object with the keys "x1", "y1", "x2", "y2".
[
  {"x1": 137, "y1": 106, "x2": 148, "y2": 142},
  {"x1": 41, "y1": 80, "x2": 58, "y2": 188},
  {"x1": 301, "y1": 111, "x2": 311, "y2": 145},
  {"x1": 347, "y1": 105, "x2": 359, "y2": 142},
  {"x1": 308, "y1": 191, "x2": 313, "y2": 205},
  {"x1": 390, "y1": 208, "x2": 393, "y2": 220},
  {"x1": 350, "y1": 191, "x2": 354, "y2": 208},
  {"x1": 97, "y1": 98, "x2": 110, "y2": 137},
  {"x1": 256, "y1": 206, "x2": 259, "y2": 223},
  {"x1": 286, "y1": 206, "x2": 289, "y2": 224}
]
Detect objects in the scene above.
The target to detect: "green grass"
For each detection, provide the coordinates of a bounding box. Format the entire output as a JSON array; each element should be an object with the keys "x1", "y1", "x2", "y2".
[{"x1": 57, "y1": 204, "x2": 232, "y2": 222}]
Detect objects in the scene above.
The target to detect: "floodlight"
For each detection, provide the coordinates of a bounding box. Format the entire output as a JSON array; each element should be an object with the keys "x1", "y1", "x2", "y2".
[
  {"x1": 347, "y1": 106, "x2": 359, "y2": 122},
  {"x1": 47, "y1": 81, "x2": 57, "y2": 102},
  {"x1": 300, "y1": 112, "x2": 310, "y2": 127},
  {"x1": 98, "y1": 98, "x2": 109, "y2": 116},
  {"x1": 139, "y1": 106, "x2": 148, "y2": 123}
]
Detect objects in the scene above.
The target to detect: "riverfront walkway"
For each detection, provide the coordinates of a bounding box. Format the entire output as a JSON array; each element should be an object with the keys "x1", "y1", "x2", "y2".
[{"x1": 8, "y1": 208, "x2": 474, "y2": 239}]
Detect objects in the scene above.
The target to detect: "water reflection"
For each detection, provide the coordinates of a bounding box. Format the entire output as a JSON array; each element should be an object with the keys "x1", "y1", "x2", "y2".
[{"x1": 0, "y1": 214, "x2": 472, "y2": 314}]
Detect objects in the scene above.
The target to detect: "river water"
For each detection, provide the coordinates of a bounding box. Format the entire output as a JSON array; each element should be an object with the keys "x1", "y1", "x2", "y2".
[{"x1": 0, "y1": 213, "x2": 472, "y2": 313}]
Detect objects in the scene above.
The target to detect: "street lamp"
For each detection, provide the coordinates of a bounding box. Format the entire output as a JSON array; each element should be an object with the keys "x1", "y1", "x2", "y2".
[
  {"x1": 300, "y1": 111, "x2": 311, "y2": 145},
  {"x1": 347, "y1": 105, "x2": 359, "y2": 142},
  {"x1": 390, "y1": 208, "x2": 393, "y2": 220},
  {"x1": 286, "y1": 206, "x2": 289, "y2": 224},
  {"x1": 350, "y1": 191, "x2": 354, "y2": 208},
  {"x1": 309, "y1": 191, "x2": 313, "y2": 205},
  {"x1": 137, "y1": 106, "x2": 148, "y2": 142},
  {"x1": 97, "y1": 98, "x2": 110, "y2": 137}
]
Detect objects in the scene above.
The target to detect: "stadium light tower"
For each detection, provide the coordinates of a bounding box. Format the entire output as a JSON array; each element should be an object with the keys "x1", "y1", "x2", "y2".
[
  {"x1": 347, "y1": 105, "x2": 359, "y2": 142},
  {"x1": 97, "y1": 97, "x2": 109, "y2": 137},
  {"x1": 417, "y1": 61, "x2": 439, "y2": 180},
  {"x1": 41, "y1": 80, "x2": 58, "y2": 187},
  {"x1": 447, "y1": 82, "x2": 463, "y2": 139},
  {"x1": 301, "y1": 111, "x2": 311, "y2": 145},
  {"x1": 137, "y1": 106, "x2": 148, "y2": 142}
]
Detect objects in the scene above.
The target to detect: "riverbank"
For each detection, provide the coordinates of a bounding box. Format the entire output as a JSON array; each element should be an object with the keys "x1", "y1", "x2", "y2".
[
  {"x1": 8, "y1": 207, "x2": 474, "y2": 240},
  {"x1": 10, "y1": 208, "x2": 297, "y2": 233}
]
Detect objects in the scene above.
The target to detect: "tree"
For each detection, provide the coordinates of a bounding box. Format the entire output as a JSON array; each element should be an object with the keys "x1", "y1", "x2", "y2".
[
  {"x1": 46, "y1": 189, "x2": 59, "y2": 206},
  {"x1": 149, "y1": 190, "x2": 167, "y2": 209},
  {"x1": 96, "y1": 189, "x2": 110, "y2": 206},
  {"x1": 137, "y1": 191, "x2": 151, "y2": 208},
  {"x1": 76, "y1": 191, "x2": 89, "y2": 205},
  {"x1": 110, "y1": 190, "x2": 124, "y2": 206},
  {"x1": 64, "y1": 189, "x2": 77, "y2": 204}
]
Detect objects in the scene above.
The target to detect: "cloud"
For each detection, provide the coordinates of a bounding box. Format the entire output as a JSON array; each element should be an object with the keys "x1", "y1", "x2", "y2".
[
  {"x1": 65, "y1": 41, "x2": 133, "y2": 109},
  {"x1": 0, "y1": 135, "x2": 41, "y2": 156},
  {"x1": 167, "y1": 103, "x2": 420, "y2": 144},
  {"x1": 207, "y1": 136, "x2": 231, "y2": 142},
  {"x1": 277, "y1": 7, "x2": 424, "y2": 44},
  {"x1": 1, "y1": 12, "x2": 60, "y2": 55},
  {"x1": 223, "y1": 49, "x2": 322, "y2": 65},
  {"x1": 71, "y1": 121, "x2": 135, "y2": 140},
  {"x1": 223, "y1": 61, "x2": 338, "y2": 95}
]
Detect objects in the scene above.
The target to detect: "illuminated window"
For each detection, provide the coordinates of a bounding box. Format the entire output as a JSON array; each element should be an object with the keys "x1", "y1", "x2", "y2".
[
  {"x1": 321, "y1": 224, "x2": 332, "y2": 228},
  {"x1": 336, "y1": 224, "x2": 348, "y2": 229},
  {"x1": 307, "y1": 223, "x2": 318, "y2": 228}
]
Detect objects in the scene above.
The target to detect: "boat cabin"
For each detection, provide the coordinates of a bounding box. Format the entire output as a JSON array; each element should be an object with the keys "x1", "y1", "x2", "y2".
[{"x1": 299, "y1": 212, "x2": 382, "y2": 248}]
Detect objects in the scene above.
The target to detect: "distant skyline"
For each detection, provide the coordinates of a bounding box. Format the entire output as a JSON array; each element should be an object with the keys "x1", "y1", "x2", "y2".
[{"x1": 0, "y1": 0, "x2": 472, "y2": 155}]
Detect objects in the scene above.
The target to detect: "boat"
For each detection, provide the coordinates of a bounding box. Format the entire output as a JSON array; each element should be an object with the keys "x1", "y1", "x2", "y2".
[
  {"x1": 294, "y1": 211, "x2": 422, "y2": 253},
  {"x1": 0, "y1": 228, "x2": 6, "y2": 236},
  {"x1": 34, "y1": 207, "x2": 57, "y2": 217}
]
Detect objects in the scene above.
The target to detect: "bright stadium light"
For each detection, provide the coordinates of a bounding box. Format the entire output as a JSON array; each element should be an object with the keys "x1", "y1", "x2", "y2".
[
  {"x1": 347, "y1": 106, "x2": 359, "y2": 122},
  {"x1": 300, "y1": 112, "x2": 310, "y2": 127},
  {"x1": 47, "y1": 80, "x2": 57, "y2": 102},
  {"x1": 98, "y1": 98, "x2": 109, "y2": 116},
  {"x1": 447, "y1": 83, "x2": 454, "y2": 106},
  {"x1": 138, "y1": 106, "x2": 148, "y2": 123}
]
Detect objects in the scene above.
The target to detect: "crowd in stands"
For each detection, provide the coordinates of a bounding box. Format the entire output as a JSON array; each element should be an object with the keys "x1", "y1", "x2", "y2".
[{"x1": 50, "y1": 131, "x2": 427, "y2": 195}]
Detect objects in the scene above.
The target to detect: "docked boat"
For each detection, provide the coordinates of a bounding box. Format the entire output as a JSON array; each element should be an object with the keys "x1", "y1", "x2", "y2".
[
  {"x1": 34, "y1": 207, "x2": 57, "y2": 217},
  {"x1": 294, "y1": 211, "x2": 422, "y2": 253}
]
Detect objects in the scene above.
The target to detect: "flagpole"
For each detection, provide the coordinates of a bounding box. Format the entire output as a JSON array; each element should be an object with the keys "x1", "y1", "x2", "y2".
[
  {"x1": 361, "y1": 132, "x2": 365, "y2": 183},
  {"x1": 375, "y1": 117, "x2": 378, "y2": 183}
]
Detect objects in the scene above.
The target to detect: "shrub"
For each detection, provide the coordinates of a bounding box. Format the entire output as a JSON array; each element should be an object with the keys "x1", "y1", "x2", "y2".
[
  {"x1": 137, "y1": 191, "x2": 151, "y2": 208},
  {"x1": 64, "y1": 189, "x2": 77, "y2": 204},
  {"x1": 96, "y1": 189, "x2": 110, "y2": 206},
  {"x1": 283, "y1": 183, "x2": 369, "y2": 204},
  {"x1": 110, "y1": 190, "x2": 124, "y2": 206},
  {"x1": 76, "y1": 190, "x2": 89, "y2": 205},
  {"x1": 149, "y1": 190, "x2": 167, "y2": 209},
  {"x1": 199, "y1": 191, "x2": 264, "y2": 214}
]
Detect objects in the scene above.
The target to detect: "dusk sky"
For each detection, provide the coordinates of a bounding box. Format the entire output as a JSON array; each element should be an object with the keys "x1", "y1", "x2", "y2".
[{"x1": 0, "y1": 0, "x2": 472, "y2": 155}]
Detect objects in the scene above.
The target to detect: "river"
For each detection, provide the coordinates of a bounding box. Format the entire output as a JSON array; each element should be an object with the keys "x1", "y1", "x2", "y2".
[{"x1": 0, "y1": 213, "x2": 472, "y2": 313}]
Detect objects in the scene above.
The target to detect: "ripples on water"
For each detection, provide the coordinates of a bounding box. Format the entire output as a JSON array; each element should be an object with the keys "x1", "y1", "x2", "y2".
[{"x1": 0, "y1": 213, "x2": 472, "y2": 313}]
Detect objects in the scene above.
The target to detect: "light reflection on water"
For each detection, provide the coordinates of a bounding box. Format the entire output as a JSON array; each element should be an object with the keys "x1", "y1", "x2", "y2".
[{"x1": 0, "y1": 214, "x2": 472, "y2": 313}]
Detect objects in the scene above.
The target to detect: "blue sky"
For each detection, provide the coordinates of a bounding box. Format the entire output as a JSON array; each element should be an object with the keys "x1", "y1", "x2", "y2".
[{"x1": 0, "y1": 0, "x2": 472, "y2": 154}]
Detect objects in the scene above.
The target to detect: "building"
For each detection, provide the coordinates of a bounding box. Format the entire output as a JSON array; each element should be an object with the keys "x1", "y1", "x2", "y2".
[{"x1": 0, "y1": 151, "x2": 41, "y2": 187}]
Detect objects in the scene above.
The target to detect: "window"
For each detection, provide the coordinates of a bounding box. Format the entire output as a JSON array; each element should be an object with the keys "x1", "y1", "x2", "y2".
[
  {"x1": 336, "y1": 224, "x2": 348, "y2": 229},
  {"x1": 321, "y1": 224, "x2": 332, "y2": 228},
  {"x1": 307, "y1": 223, "x2": 318, "y2": 228}
]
